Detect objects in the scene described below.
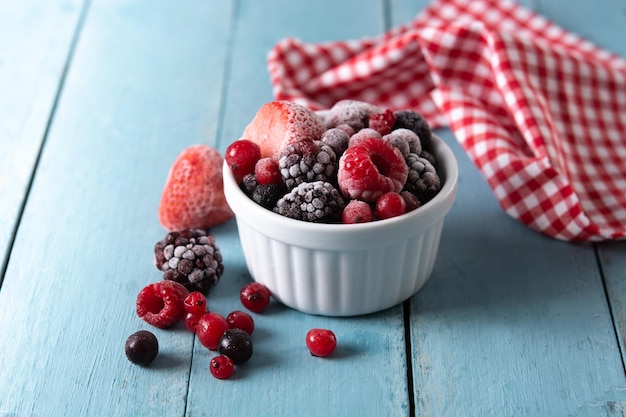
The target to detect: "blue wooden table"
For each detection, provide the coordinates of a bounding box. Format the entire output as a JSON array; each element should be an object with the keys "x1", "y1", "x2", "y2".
[{"x1": 1, "y1": 1, "x2": 625, "y2": 416}]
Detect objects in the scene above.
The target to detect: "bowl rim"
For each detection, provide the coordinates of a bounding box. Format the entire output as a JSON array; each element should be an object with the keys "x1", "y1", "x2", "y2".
[{"x1": 223, "y1": 134, "x2": 458, "y2": 250}]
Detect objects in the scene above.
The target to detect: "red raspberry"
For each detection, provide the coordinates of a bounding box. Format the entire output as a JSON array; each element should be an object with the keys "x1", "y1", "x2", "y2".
[
  {"x1": 375, "y1": 192, "x2": 407, "y2": 220},
  {"x1": 210, "y1": 355, "x2": 235, "y2": 380},
  {"x1": 136, "y1": 281, "x2": 188, "y2": 329},
  {"x1": 368, "y1": 109, "x2": 396, "y2": 135},
  {"x1": 255, "y1": 157, "x2": 282, "y2": 185},
  {"x1": 226, "y1": 310, "x2": 255, "y2": 335},
  {"x1": 196, "y1": 312, "x2": 229, "y2": 350},
  {"x1": 341, "y1": 200, "x2": 374, "y2": 224},
  {"x1": 225, "y1": 139, "x2": 262, "y2": 182},
  {"x1": 306, "y1": 328, "x2": 337, "y2": 357},
  {"x1": 240, "y1": 282, "x2": 271, "y2": 313},
  {"x1": 337, "y1": 138, "x2": 408, "y2": 202}
]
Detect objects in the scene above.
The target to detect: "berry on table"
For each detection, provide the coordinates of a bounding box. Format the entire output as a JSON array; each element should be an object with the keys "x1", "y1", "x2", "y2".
[
  {"x1": 136, "y1": 280, "x2": 188, "y2": 329},
  {"x1": 226, "y1": 310, "x2": 255, "y2": 336},
  {"x1": 341, "y1": 200, "x2": 374, "y2": 224},
  {"x1": 154, "y1": 228, "x2": 224, "y2": 295},
  {"x1": 274, "y1": 181, "x2": 345, "y2": 223},
  {"x1": 218, "y1": 329, "x2": 254, "y2": 364},
  {"x1": 183, "y1": 291, "x2": 207, "y2": 316},
  {"x1": 239, "y1": 282, "x2": 271, "y2": 313},
  {"x1": 125, "y1": 330, "x2": 159, "y2": 366},
  {"x1": 306, "y1": 328, "x2": 337, "y2": 357},
  {"x1": 375, "y1": 192, "x2": 407, "y2": 220},
  {"x1": 196, "y1": 312, "x2": 229, "y2": 350},
  {"x1": 210, "y1": 355, "x2": 235, "y2": 380},
  {"x1": 183, "y1": 312, "x2": 203, "y2": 333},
  {"x1": 225, "y1": 139, "x2": 262, "y2": 182}
]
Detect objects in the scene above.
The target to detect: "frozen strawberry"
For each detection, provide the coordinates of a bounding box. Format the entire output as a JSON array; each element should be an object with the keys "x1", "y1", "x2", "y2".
[
  {"x1": 158, "y1": 145, "x2": 234, "y2": 231},
  {"x1": 241, "y1": 100, "x2": 325, "y2": 159}
]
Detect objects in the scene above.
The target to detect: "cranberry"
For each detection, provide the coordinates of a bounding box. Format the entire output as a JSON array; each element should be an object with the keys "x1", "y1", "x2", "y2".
[
  {"x1": 226, "y1": 310, "x2": 255, "y2": 335},
  {"x1": 225, "y1": 139, "x2": 261, "y2": 182},
  {"x1": 196, "y1": 312, "x2": 229, "y2": 350},
  {"x1": 306, "y1": 328, "x2": 337, "y2": 357},
  {"x1": 183, "y1": 312, "x2": 203, "y2": 333},
  {"x1": 375, "y1": 192, "x2": 406, "y2": 219},
  {"x1": 210, "y1": 355, "x2": 235, "y2": 379},
  {"x1": 255, "y1": 157, "x2": 282, "y2": 185},
  {"x1": 183, "y1": 291, "x2": 207, "y2": 316},
  {"x1": 239, "y1": 282, "x2": 271, "y2": 313}
]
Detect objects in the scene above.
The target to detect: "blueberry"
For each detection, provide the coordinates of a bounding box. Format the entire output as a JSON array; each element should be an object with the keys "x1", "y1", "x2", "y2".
[
  {"x1": 218, "y1": 329, "x2": 253, "y2": 364},
  {"x1": 125, "y1": 330, "x2": 159, "y2": 366}
]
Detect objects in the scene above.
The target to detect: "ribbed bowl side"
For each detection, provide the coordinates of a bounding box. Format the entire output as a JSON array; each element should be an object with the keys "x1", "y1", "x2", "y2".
[{"x1": 235, "y1": 218, "x2": 445, "y2": 316}]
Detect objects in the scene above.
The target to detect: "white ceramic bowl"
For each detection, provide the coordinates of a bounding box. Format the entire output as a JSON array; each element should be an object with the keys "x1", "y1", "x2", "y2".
[{"x1": 223, "y1": 134, "x2": 458, "y2": 316}]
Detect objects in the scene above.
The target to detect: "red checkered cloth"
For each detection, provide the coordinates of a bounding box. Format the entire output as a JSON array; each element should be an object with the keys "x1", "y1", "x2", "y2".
[{"x1": 267, "y1": 0, "x2": 626, "y2": 241}]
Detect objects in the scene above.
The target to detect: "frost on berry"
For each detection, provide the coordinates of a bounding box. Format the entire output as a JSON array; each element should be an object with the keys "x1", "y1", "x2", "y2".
[
  {"x1": 368, "y1": 109, "x2": 396, "y2": 135},
  {"x1": 348, "y1": 128, "x2": 382, "y2": 148},
  {"x1": 393, "y1": 110, "x2": 432, "y2": 149},
  {"x1": 324, "y1": 100, "x2": 382, "y2": 131},
  {"x1": 342, "y1": 200, "x2": 374, "y2": 224},
  {"x1": 277, "y1": 140, "x2": 337, "y2": 190},
  {"x1": 321, "y1": 128, "x2": 350, "y2": 160},
  {"x1": 274, "y1": 181, "x2": 345, "y2": 223},
  {"x1": 404, "y1": 153, "x2": 441, "y2": 204}
]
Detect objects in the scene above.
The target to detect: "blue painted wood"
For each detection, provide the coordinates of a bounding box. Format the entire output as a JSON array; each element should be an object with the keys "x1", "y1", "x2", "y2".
[{"x1": 0, "y1": 0, "x2": 85, "y2": 275}]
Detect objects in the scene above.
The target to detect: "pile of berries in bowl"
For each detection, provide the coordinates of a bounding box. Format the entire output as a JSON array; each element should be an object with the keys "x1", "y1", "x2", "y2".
[{"x1": 223, "y1": 100, "x2": 458, "y2": 316}]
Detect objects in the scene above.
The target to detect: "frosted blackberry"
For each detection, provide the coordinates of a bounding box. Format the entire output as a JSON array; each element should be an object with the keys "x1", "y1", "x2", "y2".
[
  {"x1": 274, "y1": 181, "x2": 345, "y2": 223},
  {"x1": 154, "y1": 229, "x2": 224, "y2": 295},
  {"x1": 383, "y1": 128, "x2": 421, "y2": 156},
  {"x1": 393, "y1": 110, "x2": 432, "y2": 149},
  {"x1": 239, "y1": 173, "x2": 283, "y2": 209},
  {"x1": 404, "y1": 153, "x2": 441, "y2": 203},
  {"x1": 278, "y1": 140, "x2": 337, "y2": 190}
]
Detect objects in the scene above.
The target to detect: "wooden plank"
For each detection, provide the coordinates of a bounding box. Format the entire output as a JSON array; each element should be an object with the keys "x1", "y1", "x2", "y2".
[
  {"x1": 185, "y1": 1, "x2": 411, "y2": 416},
  {"x1": 0, "y1": 0, "x2": 85, "y2": 276},
  {"x1": 0, "y1": 0, "x2": 233, "y2": 415},
  {"x1": 600, "y1": 242, "x2": 626, "y2": 367}
]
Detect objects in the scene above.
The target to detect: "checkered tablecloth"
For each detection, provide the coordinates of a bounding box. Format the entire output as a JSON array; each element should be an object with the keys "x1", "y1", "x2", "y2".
[{"x1": 267, "y1": 0, "x2": 626, "y2": 241}]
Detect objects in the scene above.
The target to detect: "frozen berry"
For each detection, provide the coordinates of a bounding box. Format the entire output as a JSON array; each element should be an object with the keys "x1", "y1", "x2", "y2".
[
  {"x1": 183, "y1": 312, "x2": 203, "y2": 333},
  {"x1": 136, "y1": 280, "x2": 188, "y2": 329},
  {"x1": 385, "y1": 128, "x2": 421, "y2": 155},
  {"x1": 277, "y1": 140, "x2": 336, "y2": 190},
  {"x1": 404, "y1": 153, "x2": 441, "y2": 203},
  {"x1": 154, "y1": 229, "x2": 224, "y2": 295},
  {"x1": 342, "y1": 200, "x2": 374, "y2": 224},
  {"x1": 240, "y1": 174, "x2": 284, "y2": 209},
  {"x1": 321, "y1": 128, "x2": 350, "y2": 159},
  {"x1": 334, "y1": 123, "x2": 355, "y2": 137},
  {"x1": 368, "y1": 109, "x2": 396, "y2": 135},
  {"x1": 183, "y1": 291, "x2": 207, "y2": 316},
  {"x1": 218, "y1": 329, "x2": 253, "y2": 364},
  {"x1": 375, "y1": 192, "x2": 406, "y2": 219},
  {"x1": 274, "y1": 181, "x2": 345, "y2": 223},
  {"x1": 210, "y1": 355, "x2": 235, "y2": 380},
  {"x1": 240, "y1": 282, "x2": 271, "y2": 313},
  {"x1": 324, "y1": 100, "x2": 382, "y2": 131},
  {"x1": 225, "y1": 139, "x2": 262, "y2": 182},
  {"x1": 401, "y1": 191, "x2": 421, "y2": 212},
  {"x1": 393, "y1": 110, "x2": 432, "y2": 149},
  {"x1": 306, "y1": 328, "x2": 337, "y2": 357},
  {"x1": 348, "y1": 128, "x2": 382, "y2": 148},
  {"x1": 226, "y1": 310, "x2": 255, "y2": 336},
  {"x1": 125, "y1": 330, "x2": 159, "y2": 366},
  {"x1": 158, "y1": 145, "x2": 233, "y2": 231},
  {"x1": 196, "y1": 312, "x2": 229, "y2": 350},
  {"x1": 255, "y1": 157, "x2": 282, "y2": 185},
  {"x1": 337, "y1": 138, "x2": 408, "y2": 202}
]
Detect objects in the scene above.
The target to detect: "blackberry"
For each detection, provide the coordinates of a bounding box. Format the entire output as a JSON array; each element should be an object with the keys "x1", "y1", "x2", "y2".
[
  {"x1": 278, "y1": 140, "x2": 337, "y2": 190},
  {"x1": 393, "y1": 110, "x2": 432, "y2": 149},
  {"x1": 321, "y1": 128, "x2": 350, "y2": 159},
  {"x1": 240, "y1": 173, "x2": 284, "y2": 209},
  {"x1": 154, "y1": 229, "x2": 224, "y2": 295},
  {"x1": 325, "y1": 100, "x2": 382, "y2": 131},
  {"x1": 385, "y1": 128, "x2": 421, "y2": 155},
  {"x1": 274, "y1": 181, "x2": 345, "y2": 223},
  {"x1": 404, "y1": 153, "x2": 441, "y2": 204}
]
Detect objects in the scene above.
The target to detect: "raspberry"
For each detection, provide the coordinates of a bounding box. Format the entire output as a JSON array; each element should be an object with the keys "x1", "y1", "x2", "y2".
[
  {"x1": 368, "y1": 109, "x2": 396, "y2": 135},
  {"x1": 240, "y1": 282, "x2": 271, "y2": 313},
  {"x1": 210, "y1": 355, "x2": 235, "y2": 380},
  {"x1": 375, "y1": 192, "x2": 406, "y2": 220},
  {"x1": 341, "y1": 200, "x2": 374, "y2": 224},
  {"x1": 218, "y1": 329, "x2": 254, "y2": 364},
  {"x1": 136, "y1": 280, "x2": 188, "y2": 328},
  {"x1": 225, "y1": 139, "x2": 262, "y2": 182},
  {"x1": 274, "y1": 181, "x2": 345, "y2": 223},
  {"x1": 384, "y1": 128, "x2": 422, "y2": 155},
  {"x1": 196, "y1": 312, "x2": 229, "y2": 350},
  {"x1": 183, "y1": 291, "x2": 207, "y2": 316},
  {"x1": 255, "y1": 157, "x2": 282, "y2": 185},
  {"x1": 324, "y1": 99, "x2": 382, "y2": 131},
  {"x1": 154, "y1": 229, "x2": 224, "y2": 295},
  {"x1": 337, "y1": 138, "x2": 408, "y2": 202},
  {"x1": 404, "y1": 153, "x2": 441, "y2": 203},
  {"x1": 277, "y1": 140, "x2": 336, "y2": 190},
  {"x1": 125, "y1": 330, "x2": 159, "y2": 366},
  {"x1": 226, "y1": 310, "x2": 255, "y2": 336},
  {"x1": 348, "y1": 128, "x2": 381, "y2": 148},
  {"x1": 320, "y1": 128, "x2": 350, "y2": 160},
  {"x1": 401, "y1": 190, "x2": 421, "y2": 212},
  {"x1": 393, "y1": 110, "x2": 432, "y2": 149},
  {"x1": 158, "y1": 145, "x2": 233, "y2": 231},
  {"x1": 306, "y1": 328, "x2": 337, "y2": 357}
]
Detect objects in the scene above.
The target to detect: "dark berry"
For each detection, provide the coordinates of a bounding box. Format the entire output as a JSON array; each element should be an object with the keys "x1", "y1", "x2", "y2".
[
  {"x1": 385, "y1": 128, "x2": 421, "y2": 155},
  {"x1": 320, "y1": 128, "x2": 350, "y2": 159},
  {"x1": 226, "y1": 310, "x2": 255, "y2": 336},
  {"x1": 183, "y1": 291, "x2": 207, "y2": 316},
  {"x1": 136, "y1": 280, "x2": 188, "y2": 328},
  {"x1": 154, "y1": 229, "x2": 224, "y2": 295},
  {"x1": 400, "y1": 191, "x2": 421, "y2": 212},
  {"x1": 393, "y1": 110, "x2": 432, "y2": 149},
  {"x1": 324, "y1": 99, "x2": 382, "y2": 131},
  {"x1": 125, "y1": 330, "x2": 159, "y2": 366},
  {"x1": 274, "y1": 181, "x2": 345, "y2": 223},
  {"x1": 368, "y1": 109, "x2": 396, "y2": 135},
  {"x1": 277, "y1": 140, "x2": 337, "y2": 190},
  {"x1": 218, "y1": 329, "x2": 253, "y2": 365},
  {"x1": 375, "y1": 192, "x2": 406, "y2": 220},
  {"x1": 341, "y1": 200, "x2": 374, "y2": 224},
  {"x1": 225, "y1": 139, "x2": 262, "y2": 182},
  {"x1": 240, "y1": 282, "x2": 271, "y2": 313},
  {"x1": 196, "y1": 312, "x2": 229, "y2": 350},
  {"x1": 306, "y1": 328, "x2": 337, "y2": 357},
  {"x1": 348, "y1": 128, "x2": 381, "y2": 148},
  {"x1": 251, "y1": 183, "x2": 283, "y2": 209},
  {"x1": 210, "y1": 355, "x2": 235, "y2": 380},
  {"x1": 404, "y1": 153, "x2": 441, "y2": 203}
]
